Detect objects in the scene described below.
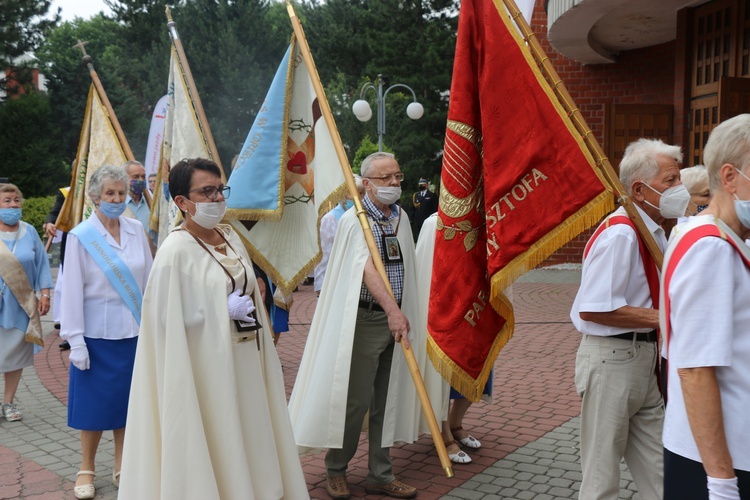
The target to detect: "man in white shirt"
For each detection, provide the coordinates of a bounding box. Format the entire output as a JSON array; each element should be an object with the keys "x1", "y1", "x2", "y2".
[{"x1": 570, "y1": 138, "x2": 690, "y2": 500}]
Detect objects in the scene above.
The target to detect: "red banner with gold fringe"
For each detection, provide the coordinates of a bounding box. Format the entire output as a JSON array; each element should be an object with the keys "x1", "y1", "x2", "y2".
[{"x1": 427, "y1": 0, "x2": 614, "y2": 401}]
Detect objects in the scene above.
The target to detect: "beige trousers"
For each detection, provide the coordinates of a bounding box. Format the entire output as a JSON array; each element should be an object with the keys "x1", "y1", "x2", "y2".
[{"x1": 575, "y1": 334, "x2": 664, "y2": 500}]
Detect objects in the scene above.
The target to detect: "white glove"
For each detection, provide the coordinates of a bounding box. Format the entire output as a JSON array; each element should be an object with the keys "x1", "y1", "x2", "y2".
[
  {"x1": 227, "y1": 289, "x2": 256, "y2": 323},
  {"x1": 708, "y1": 476, "x2": 740, "y2": 500},
  {"x1": 69, "y1": 345, "x2": 90, "y2": 371}
]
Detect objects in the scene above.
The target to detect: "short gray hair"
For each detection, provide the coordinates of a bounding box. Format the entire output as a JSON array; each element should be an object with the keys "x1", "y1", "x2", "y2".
[
  {"x1": 679, "y1": 165, "x2": 708, "y2": 193},
  {"x1": 703, "y1": 114, "x2": 750, "y2": 191},
  {"x1": 619, "y1": 138, "x2": 683, "y2": 195},
  {"x1": 122, "y1": 160, "x2": 144, "y2": 175},
  {"x1": 88, "y1": 164, "x2": 129, "y2": 201},
  {"x1": 361, "y1": 152, "x2": 395, "y2": 178}
]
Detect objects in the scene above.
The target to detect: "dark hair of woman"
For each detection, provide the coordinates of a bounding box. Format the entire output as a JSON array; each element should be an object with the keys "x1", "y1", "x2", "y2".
[{"x1": 169, "y1": 158, "x2": 222, "y2": 201}]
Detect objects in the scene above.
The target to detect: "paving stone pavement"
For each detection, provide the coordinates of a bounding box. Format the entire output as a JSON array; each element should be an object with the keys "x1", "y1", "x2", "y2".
[{"x1": 0, "y1": 265, "x2": 644, "y2": 499}]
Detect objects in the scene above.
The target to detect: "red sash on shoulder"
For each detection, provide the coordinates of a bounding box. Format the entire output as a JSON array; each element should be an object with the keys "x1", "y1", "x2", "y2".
[
  {"x1": 585, "y1": 215, "x2": 659, "y2": 307},
  {"x1": 662, "y1": 224, "x2": 750, "y2": 353}
]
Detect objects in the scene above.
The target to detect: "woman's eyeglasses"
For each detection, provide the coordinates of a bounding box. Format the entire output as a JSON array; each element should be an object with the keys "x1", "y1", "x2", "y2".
[{"x1": 189, "y1": 185, "x2": 231, "y2": 200}]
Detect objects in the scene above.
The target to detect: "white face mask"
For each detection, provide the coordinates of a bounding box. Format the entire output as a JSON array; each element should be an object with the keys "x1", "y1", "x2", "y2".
[
  {"x1": 184, "y1": 199, "x2": 226, "y2": 229},
  {"x1": 642, "y1": 183, "x2": 691, "y2": 219},
  {"x1": 372, "y1": 185, "x2": 402, "y2": 205}
]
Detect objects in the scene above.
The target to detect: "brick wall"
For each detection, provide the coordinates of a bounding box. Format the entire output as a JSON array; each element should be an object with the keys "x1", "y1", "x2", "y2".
[{"x1": 528, "y1": 2, "x2": 678, "y2": 265}]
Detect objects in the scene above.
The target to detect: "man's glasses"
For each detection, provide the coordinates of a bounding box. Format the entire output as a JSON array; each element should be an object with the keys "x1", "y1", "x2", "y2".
[
  {"x1": 189, "y1": 185, "x2": 231, "y2": 200},
  {"x1": 366, "y1": 173, "x2": 405, "y2": 183}
]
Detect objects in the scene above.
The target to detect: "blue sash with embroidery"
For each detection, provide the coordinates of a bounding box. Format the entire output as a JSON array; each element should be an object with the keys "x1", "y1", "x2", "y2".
[{"x1": 71, "y1": 221, "x2": 142, "y2": 324}]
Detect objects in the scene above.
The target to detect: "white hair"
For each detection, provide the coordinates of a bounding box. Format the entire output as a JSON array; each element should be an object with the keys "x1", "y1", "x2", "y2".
[
  {"x1": 361, "y1": 152, "x2": 395, "y2": 178},
  {"x1": 619, "y1": 138, "x2": 683, "y2": 195},
  {"x1": 679, "y1": 165, "x2": 708, "y2": 193},
  {"x1": 88, "y1": 164, "x2": 129, "y2": 201},
  {"x1": 703, "y1": 114, "x2": 750, "y2": 191}
]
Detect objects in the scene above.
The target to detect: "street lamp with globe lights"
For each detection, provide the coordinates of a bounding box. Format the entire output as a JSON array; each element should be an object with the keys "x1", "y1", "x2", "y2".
[{"x1": 351, "y1": 74, "x2": 424, "y2": 152}]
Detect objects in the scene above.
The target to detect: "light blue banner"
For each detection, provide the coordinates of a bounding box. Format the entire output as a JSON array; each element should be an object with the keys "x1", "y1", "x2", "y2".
[{"x1": 226, "y1": 44, "x2": 293, "y2": 218}]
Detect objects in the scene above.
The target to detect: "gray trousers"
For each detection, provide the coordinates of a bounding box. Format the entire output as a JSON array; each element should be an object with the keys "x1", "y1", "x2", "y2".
[
  {"x1": 575, "y1": 334, "x2": 664, "y2": 500},
  {"x1": 325, "y1": 307, "x2": 395, "y2": 485}
]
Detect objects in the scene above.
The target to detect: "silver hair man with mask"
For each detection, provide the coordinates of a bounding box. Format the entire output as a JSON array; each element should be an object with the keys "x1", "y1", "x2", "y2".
[
  {"x1": 570, "y1": 138, "x2": 690, "y2": 500},
  {"x1": 123, "y1": 160, "x2": 150, "y2": 231},
  {"x1": 290, "y1": 152, "x2": 420, "y2": 500}
]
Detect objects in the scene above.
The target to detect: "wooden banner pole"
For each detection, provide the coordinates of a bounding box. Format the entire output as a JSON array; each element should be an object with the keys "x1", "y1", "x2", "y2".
[
  {"x1": 287, "y1": 1, "x2": 454, "y2": 479},
  {"x1": 500, "y1": 0, "x2": 664, "y2": 268}
]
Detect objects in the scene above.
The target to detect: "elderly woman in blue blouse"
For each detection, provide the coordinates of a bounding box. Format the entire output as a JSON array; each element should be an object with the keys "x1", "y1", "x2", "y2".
[
  {"x1": 60, "y1": 165, "x2": 153, "y2": 500},
  {"x1": 0, "y1": 183, "x2": 52, "y2": 422}
]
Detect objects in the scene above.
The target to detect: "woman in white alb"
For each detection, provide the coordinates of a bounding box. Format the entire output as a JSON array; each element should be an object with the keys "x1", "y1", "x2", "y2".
[{"x1": 119, "y1": 158, "x2": 309, "y2": 500}]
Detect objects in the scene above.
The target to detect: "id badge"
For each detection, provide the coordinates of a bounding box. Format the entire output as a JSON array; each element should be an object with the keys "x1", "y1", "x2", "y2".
[
  {"x1": 234, "y1": 310, "x2": 262, "y2": 332},
  {"x1": 382, "y1": 234, "x2": 403, "y2": 263}
]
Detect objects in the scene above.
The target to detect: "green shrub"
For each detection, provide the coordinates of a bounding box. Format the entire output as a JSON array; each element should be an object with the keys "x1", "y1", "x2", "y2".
[{"x1": 22, "y1": 196, "x2": 55, "y2": 239}]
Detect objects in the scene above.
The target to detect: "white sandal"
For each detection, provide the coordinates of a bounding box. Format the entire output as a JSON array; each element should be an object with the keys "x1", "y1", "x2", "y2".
[
  {"x1": 446, "y1": 440, "x2": 472, "y2": 464},
  {"x1": 74, "y1": 470, "x2": 95, "y2": 499},
  {"x1": 452, "y1": 426, "x2": 482, "y2": 449},
  {"x1": 113, "y1": 469, "x2": 121, "y2": 488}
]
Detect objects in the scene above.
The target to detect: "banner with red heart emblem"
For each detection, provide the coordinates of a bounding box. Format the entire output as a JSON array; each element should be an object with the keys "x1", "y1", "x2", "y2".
[{"x1": 226, "y1": 37, "x2": 347, "y2": 296}]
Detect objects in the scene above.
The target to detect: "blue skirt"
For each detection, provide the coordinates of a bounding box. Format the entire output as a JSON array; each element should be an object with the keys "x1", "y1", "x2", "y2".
[
  {"x1": 68, "y1": 336, "x2": 137, "y2": 431},
  {"x1": 450, "y1": 369, "x2": 493, "y2": 400}
]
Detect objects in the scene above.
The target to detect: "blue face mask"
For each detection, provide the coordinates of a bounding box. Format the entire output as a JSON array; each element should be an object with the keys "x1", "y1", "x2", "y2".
[
  {"x1": 99, "y1": 201, "x2": 127, "y2": 219},
  {"x1": 734, "y1": 168, "x2": 750, "y2": 229},
  {"x1": 345, "y1": 200, "x2": 354, "y2": 210},
  {"x1": 0, "y1": 208, "x2": 22, "y2": 226}
]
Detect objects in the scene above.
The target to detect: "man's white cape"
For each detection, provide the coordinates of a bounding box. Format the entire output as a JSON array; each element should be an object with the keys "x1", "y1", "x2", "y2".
[
  {"x1": 289, "y1": 207, "x2": 433, "y2": 450},
  {"x1": 119, "y1": 225, "x2": 309, "y2": 500}
]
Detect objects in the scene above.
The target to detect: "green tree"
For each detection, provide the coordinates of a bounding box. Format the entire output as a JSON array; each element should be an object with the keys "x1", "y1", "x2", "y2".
[
  {"x1": 298, "y1": 0, "x2": 458, "y2": 184},
  {"x1": 0, "y1": 0, "x2": 60, "y2": 98},
  {"x1": 34, "y1": 16, "x2": 144, "y2": 163},
  {"x1": 0, "y1": 91, "x2": 66, "y2": 197}
]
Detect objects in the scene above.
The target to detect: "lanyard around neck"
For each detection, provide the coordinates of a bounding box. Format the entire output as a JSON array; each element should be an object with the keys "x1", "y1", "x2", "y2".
[{"x1": 181, "y1": 228, "x2": 248, "y2": 296}]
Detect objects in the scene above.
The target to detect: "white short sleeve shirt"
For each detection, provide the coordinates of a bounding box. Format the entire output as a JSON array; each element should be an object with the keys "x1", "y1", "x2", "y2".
[
  {"x1": 570, "y1": 206, "x2": 666, "y2": 336},
  {"x1": 662, "y1": 219, "x2": 750, "y2": 471}
]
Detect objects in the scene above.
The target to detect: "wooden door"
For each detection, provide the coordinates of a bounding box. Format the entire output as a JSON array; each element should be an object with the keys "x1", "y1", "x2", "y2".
[
  {"x1": 719, "y1": 75, "x2": 750, "y2": 120},
  {"x1": 604, "y1": 104, "x2": 674, "y2": 172}
]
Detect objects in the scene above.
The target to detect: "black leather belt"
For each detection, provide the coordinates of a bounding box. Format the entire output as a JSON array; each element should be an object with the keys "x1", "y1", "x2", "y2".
[
  {"x1": 611, "y1": 330, "x2": 657, "y2": 342},
  {"x1": 358, "y1": 300, "x2": 400, "y2": 312}
]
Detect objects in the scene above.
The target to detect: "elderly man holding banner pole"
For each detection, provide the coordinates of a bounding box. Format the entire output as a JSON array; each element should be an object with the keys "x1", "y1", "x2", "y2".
[
  {"x1": 571, "y1": 138, "x2": 691, "y2": 499},
  {"x1": 283, "y1": 4, "x2": 452, "y2": 495}
]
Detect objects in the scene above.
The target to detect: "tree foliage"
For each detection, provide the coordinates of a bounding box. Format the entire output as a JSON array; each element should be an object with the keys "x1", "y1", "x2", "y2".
[
  {"x1": 0, "y1": 0, "x2": 60, "y2": 97},
  {"x1": 14, "y1": 0, "x2": 458, "y2": 194},
  {"x1": 0, "y1": 91, "x2": 66, "y2": 197}
]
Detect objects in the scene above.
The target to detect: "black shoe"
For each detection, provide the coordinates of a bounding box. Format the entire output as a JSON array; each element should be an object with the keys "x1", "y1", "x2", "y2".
[
  {"x1": 54, "y1": 323, "x2": 60, "y2": 329},
  {"x1": 59, "y1": 340, "x2": 70, "y2": 351}
]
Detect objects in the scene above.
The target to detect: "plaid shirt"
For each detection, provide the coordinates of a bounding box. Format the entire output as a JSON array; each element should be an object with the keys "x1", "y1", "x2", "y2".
[{"x1": 359, "y1": 195, "x2": 405, "y2": 304}]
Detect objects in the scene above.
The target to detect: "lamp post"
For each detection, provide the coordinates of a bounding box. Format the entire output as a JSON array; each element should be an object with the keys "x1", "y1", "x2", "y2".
[{"x1": 352, "y1": 74, "x2": 424, "y2": 152}]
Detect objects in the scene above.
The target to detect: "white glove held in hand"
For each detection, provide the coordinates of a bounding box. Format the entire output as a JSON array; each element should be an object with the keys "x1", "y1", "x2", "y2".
[
  {"x1": 69, "y1": 345, "x2": 90, "y2": 371},
  {"x1": 708, "y1": 476, "x2": 740, "y2": 500},
  {"x1": 227, "y1": 289, "x2": 256, "y2": 323}
]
